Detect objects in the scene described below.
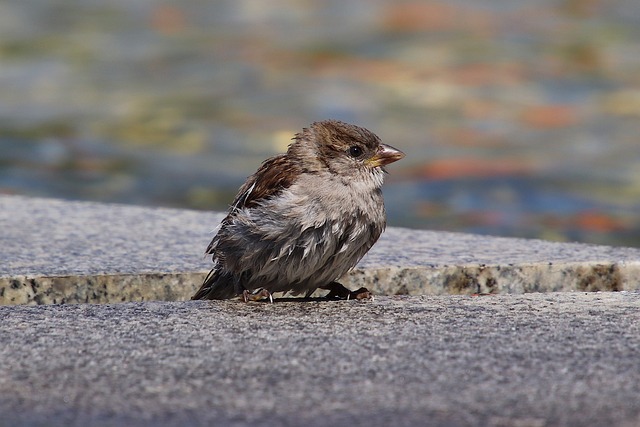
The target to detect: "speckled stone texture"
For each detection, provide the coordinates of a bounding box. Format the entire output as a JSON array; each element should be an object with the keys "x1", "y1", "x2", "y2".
[
  {"x1": 1, "y1": 293, "x2": 640, "y2": 427},
  {"x1": 1, "y1": 195, "x2": 640, "y2": 305}
]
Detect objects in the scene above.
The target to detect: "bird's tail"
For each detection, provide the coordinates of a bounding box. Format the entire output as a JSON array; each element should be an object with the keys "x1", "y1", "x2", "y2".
[{"x1": 192, "y1": 269, "x2": 237, "y2": 300}]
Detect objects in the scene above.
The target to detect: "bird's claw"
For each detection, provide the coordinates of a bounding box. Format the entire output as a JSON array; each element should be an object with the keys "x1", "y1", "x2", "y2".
[
  {"x1": 322, "y1": 282, "x2": 373, "y2": 301},
  {"x1": 349, "y1": 287, "x2": 372, "y2": 300},
  {"x1": 242, "y1": 288, "x2": 273, "y2": 304}
]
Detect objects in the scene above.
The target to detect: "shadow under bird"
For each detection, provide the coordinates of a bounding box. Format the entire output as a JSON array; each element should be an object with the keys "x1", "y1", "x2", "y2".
[{"x1": 192, "y1": 120, "x2": 404, "y2": 302}]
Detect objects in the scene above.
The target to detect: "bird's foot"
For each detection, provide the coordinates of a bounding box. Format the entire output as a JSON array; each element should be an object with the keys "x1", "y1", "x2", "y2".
[
  {"x1": 347, "y1": 287, "x2": 373, "y2": 301},
  {"x1": 242, "y1": 288, "x2": 274, "y2": 304},
  {"x1": 322, "y1": 282, "x2": 373, "y2": 301}
]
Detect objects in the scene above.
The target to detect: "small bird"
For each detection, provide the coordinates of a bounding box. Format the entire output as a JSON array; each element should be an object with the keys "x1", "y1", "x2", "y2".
[{"x1": 192, "y1": 120, "x2": 404, "y2": 301}]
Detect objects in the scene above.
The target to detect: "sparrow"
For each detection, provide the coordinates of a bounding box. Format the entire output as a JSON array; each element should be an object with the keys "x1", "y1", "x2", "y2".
[{"x1": 192, "y1": 120, "x2": 404, "y2": 301}]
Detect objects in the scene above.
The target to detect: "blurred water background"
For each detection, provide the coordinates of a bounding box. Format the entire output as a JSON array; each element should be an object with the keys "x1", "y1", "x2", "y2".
[{"x1": 1, "y1": 0, "x2": 640, "y2": 247}]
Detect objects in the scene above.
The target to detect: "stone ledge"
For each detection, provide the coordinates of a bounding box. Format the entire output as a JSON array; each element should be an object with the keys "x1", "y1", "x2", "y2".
[
  {"x1": 1, "y1": 195, "x2": 639, "y2": 305},
  {"x1": 2, "y1": 293, "x2": 640, "y2": 427}
]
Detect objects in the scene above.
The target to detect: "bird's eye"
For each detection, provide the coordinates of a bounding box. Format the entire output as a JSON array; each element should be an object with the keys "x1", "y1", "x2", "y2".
[{"x1": 348, "y1": 145, "x2": 363, "y2": 158}]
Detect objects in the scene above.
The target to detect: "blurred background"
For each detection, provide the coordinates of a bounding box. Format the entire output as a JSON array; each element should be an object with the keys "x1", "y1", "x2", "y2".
[{"x1": 1, "y1": 0, "x2": 640, "y2": 247}]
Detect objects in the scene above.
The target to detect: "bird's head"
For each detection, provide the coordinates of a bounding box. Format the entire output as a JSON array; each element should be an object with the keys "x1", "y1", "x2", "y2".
[{"x1": 289, "y1": 120, "x2": 404, "y2": 185}]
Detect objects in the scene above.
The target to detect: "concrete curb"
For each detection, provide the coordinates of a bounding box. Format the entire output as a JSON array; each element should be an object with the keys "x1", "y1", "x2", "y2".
[{"x1": 2, "y1": 195, "x2": 640, "y2": 305}]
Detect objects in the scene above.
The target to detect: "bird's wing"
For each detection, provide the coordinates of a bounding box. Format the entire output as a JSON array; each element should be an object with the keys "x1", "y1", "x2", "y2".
[
  {"x1": 205, "y1": 154, "x2": 298, "y2": 256},
  {"x1": 229, "y1": 154, "x2": 298, "y2": 211}
]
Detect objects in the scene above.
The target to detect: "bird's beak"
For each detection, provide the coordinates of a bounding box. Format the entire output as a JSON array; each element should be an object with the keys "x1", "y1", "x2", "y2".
[{"x1": 366, "y1": 144, "x2": 405, "y2": 168}]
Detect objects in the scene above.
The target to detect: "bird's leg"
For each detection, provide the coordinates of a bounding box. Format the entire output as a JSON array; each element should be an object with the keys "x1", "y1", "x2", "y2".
[
  {"x1": 321, "y1": 282, "x2": 372, "y2": 300},
  {"x1": 241, "y1": 288, "x2": 274, "y2": 303}
]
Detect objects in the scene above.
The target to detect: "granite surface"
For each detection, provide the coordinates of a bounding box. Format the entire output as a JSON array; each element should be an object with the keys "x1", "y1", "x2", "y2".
[
  {"x1": 1, "y1": 195, "x2": 640, "y2": 305},
  {"x1": 1, "y1": 293, "x2": 639, "y2": 427}
]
